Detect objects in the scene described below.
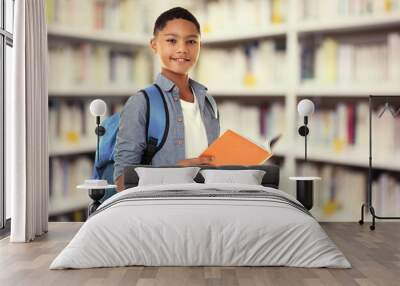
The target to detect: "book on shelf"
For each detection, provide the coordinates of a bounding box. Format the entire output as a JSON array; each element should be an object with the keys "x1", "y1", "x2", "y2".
[
  {"x1": 50, "y1": 209, "x2": 87, "y2": 222},
  {"x1": 46, "y1": 0, "x2": 148, "y2": 34},
  {"x1": 48, "y1": 42, "x2": 151, "y2": 88},
  {"x1": 49, "y1": 156, "x2": 93, "y2": 201},
  {"x1": 372, "y1": 173, "x2": 400, "y2": 217},
  {"x1": 200, "y1": 130, "x2": 273, "y2": 166},
  {"x1": 337, "y1": 43, "x2": 354, "y2": 84},
  {"x1": 196, "y1": 39, "x2": 287, "y2": 89},
  {"x1": 300, "y1": 0, "x2": 400, "y2": 21},
  {"x1": 49, "y1": 100, "x2": 124, "y2": 151},
  {"x1": 198, "y1": 0, "x2": 286, "y2": 35},
  {"x1": 304, "y1": 100, "x2": 400, "y2": 157},
  {"x1": 298, "y1": 162, "x2": 365, "y2": 220},
  {"x1": 218, "y1": 100, "x2": 285, "y2": 148},
  {"x1": 271, "y1": 0, "x2": 288, "y2": 24},
  {"x1": 300, "y1": 33, "x2": 400, "y2": 85},
  {"x1": 387, "y1": 33, "x2": 400, "y2": 83}
]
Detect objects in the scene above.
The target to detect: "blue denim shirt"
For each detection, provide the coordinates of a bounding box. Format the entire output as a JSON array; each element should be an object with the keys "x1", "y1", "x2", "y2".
[{"x1": 113, "y1": 73, "x2": 220, "y2": 181}]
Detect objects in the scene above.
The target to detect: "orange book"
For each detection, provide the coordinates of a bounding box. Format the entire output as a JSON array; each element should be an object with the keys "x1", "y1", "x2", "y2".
[{"x1": 200, "y1": 130, "x2": 272, "y2": 166}]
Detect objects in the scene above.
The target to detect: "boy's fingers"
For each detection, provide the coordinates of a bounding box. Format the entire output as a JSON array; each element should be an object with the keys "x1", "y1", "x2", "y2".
[
  {"x1": 198, "y1": 156, "x2": 214, "y2": 164},
  {"x1": 199, "y1": 157, "x2": 210, "y2": 162}
]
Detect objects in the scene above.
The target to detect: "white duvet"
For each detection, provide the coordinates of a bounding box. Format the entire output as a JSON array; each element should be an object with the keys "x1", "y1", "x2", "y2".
[{"x1": 50, "y1": 183, "x2": 351, "y2": 269}]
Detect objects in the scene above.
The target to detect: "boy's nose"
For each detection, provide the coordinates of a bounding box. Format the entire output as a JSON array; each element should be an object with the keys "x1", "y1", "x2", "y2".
[{"x1": 176, "y1": 42, "x2": 188, "y2": 54}]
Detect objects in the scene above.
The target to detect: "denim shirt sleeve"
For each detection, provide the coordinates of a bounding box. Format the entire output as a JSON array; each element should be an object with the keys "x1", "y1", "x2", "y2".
[{"x1": 113, "y1": 92, "x2": 147, "y2": 181}]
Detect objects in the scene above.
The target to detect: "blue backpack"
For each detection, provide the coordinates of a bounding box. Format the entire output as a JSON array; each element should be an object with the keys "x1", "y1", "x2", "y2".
[{"x1": 93, "y1": 84, "x2": 218, "y2": 201}]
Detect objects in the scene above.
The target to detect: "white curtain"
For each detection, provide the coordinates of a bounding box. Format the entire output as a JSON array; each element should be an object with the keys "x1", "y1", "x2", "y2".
[{"x1": 8, "y1": 0, "x2": 49, "y2": 242}]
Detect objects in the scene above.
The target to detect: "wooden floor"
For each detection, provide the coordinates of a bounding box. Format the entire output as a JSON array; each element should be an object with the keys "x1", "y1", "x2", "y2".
[{"x1": 0, "y1": 222, "x2": 399, "y2": 286}]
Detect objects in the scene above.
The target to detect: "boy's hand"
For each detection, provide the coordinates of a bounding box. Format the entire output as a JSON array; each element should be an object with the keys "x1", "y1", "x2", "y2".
[
  {"x1": 115, "y1": 175, "x2": 125, "y2": 192},
  {"x1": 176, "y1": 156, "x2": 215, "y2": 166}
]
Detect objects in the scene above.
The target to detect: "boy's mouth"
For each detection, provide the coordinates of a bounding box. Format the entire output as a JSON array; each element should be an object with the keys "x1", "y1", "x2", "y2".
[{"x1": 171, "y1": 57, "x2": 190, "y2": 63}]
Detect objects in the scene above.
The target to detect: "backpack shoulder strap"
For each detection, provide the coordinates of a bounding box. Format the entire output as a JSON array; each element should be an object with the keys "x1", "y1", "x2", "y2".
[
  {"x1": 205, "y1": 93, "x2": 219, "y2": 119},
  {"x1": 140, "y1": 84, "x2": 169, "y2": 164},
  {"x1": 96, "y1": 112, "x2": 120, "y2": 165}
]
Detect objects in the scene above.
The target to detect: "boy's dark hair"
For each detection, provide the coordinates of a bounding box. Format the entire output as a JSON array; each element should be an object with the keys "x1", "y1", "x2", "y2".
[{"x1": 153, "y1": 7, "x2": 201, "y2": 36}]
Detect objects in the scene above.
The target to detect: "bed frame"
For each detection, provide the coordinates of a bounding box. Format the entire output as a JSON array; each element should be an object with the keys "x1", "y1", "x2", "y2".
[{"x1": 123, "y1": 164, "x2": 280, "y2": 190}]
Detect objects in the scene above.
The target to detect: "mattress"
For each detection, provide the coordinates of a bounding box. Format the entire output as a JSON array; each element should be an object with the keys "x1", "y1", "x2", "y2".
[{"x1": 50, "y1": 183, "x2": 351, "y2": 269}]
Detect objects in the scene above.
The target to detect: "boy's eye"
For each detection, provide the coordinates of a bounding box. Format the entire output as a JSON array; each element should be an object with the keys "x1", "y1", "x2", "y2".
[
  {"x1": 166, "y1": 39, "x2": 177, "y2": 44},
  {"x1": 188, "y1": 40, "x2": 197, "y2": 44}
]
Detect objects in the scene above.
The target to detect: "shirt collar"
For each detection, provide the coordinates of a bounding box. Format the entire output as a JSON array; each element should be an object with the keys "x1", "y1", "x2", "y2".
[
  {"x1": 189, "y1": 77, "x2": 208, "y2": 92},
  {"x1": 155, "y1": 73, "x2": 208, "y2": 93}
]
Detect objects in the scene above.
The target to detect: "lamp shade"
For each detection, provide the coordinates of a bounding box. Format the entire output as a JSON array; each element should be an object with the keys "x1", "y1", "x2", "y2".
[
  {"x1": 90, "y1": 99, "x2": 107, "y2": 117},
  {"x1": 297, "y1": 99, "x2": 315, "y2": 116}
]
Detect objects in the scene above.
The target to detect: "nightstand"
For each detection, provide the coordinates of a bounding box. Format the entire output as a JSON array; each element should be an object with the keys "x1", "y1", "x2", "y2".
[
  {"x1": 77, "y1": 180, "x2": 116, "y2": 216},
  {"x1": 289, "y1": 177, "x2": 321, "y2": 210}
]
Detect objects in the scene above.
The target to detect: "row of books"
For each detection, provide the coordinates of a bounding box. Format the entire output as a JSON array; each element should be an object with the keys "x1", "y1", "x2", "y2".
[
  {"x1": 372, "y1": 173, "x2": 400, "y2": 217},
  {"x1": 48, "y1": 42, "x2": 151, "y2": 88},
  {"x1": 49, "y1": 210, "x2": 87, "y2": 222},
  {"x1": 299, "y1": 162, "x2": 400, "y2": 219},
  {"x1": 218, "y1": 101, "x2": 285, "y2": 147},
  {"x1": 45, "y1": 0, "x2": 148, "y2": 34},
  {"x1": 193, "y1": 0, "x2": 287, "y2": 34},
  {"x1": 45, "y1": 0, "x2": 288, "y2": 37},
  {"x1": 305, "y1": 101, "x2": 400, "y2": 157},
  {"x1": 48, "y1": 97, "x2": 399, "y2": 161},
  {"x1": 300, "y1": 0, "x2": 400, "y2": 21},
  {"x1": 49, "y1": 156, "x2": 94, "y2": 200},
  {"x1": 301, "y1": 33, "x2": 400, "y2": 85},
  {"x1": 298, "y1": 162, "x2": 365, "y2": 220},
  {"x1": 49, "y1": 100, "x2": 124, "y2": 150},
  {"x1": 196, "y1": 40, "x2": 287, "y2": 89},
  {"x1": 48, "y1": 97, "x2": 285, "y2": 152}
]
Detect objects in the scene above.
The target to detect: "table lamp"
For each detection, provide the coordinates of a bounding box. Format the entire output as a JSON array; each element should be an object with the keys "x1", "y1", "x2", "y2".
[
  {"x1": 89, "y1": 99, "x2": 107, "y2": 162},
  {"x1": 297, "y1": 99, "x2": 315, "y2": 161},
  {"x1": 78, "y1": 99, "x2": 115, "y2": 216}
]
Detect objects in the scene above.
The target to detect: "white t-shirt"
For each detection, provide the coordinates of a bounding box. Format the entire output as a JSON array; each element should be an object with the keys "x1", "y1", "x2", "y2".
[{"x1": 180, "y1": 90, "x2": 209, "y2": 158}]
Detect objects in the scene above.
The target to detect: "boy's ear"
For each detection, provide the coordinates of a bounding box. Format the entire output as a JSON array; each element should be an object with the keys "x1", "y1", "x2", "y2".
[{"x1": 150, "y1": 38, "x2": 157, "y2": 54}]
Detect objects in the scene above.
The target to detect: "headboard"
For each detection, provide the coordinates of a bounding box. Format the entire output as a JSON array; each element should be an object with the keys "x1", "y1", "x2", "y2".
[{"x1": 123, "y1": 164, "x2": 280, "y2": 190}]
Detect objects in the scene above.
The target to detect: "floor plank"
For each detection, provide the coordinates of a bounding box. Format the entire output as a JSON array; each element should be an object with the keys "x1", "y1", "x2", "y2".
[{"x1": 0, "y1": 222, "x2": 399, "y2": 286}]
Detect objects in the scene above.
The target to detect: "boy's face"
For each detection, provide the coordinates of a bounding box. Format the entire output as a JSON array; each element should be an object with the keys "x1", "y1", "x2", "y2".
[{"x1": 150, "y1": 18, "x2": 200, "y2": 76}]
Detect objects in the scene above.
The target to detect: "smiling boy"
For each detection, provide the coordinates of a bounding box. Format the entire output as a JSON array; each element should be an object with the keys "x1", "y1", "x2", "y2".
[{"x1": 113, "y1": 7, "x2": 220, "y2": 192}]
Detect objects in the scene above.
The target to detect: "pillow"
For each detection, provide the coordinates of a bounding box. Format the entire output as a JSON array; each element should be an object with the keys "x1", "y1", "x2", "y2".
[
  {"x1": 135, "y1": 167, "x2": 201, "y2": 186},
  {"x1": 200, "y1": 169, "x2": 266, "y2": 185}
]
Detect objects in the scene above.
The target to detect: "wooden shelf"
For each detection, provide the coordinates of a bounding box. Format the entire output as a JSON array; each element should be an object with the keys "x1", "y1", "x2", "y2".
[
  {"x1": 297, "y1": 84, "x2": 400, "y2": 97},
  {"x1": 202, "y1": 25, "x2": 287, "y2": 45},
  {"x1": 48, "y1": 84, "x2": 399, "y2": 98},
  {"x1": 210, "y1": 86, "x2": 287, "y2": 97},
  {"x1": 49, "y1": 140, "x2": 96, "y2": 156},
  {"x1": 310, "y1": 207, "x2": 362, "y2": 222},
  {"x1": 48, "y1": 86, "x2": 139, "y2": 97},
  {"x1": 47, "y1": 26, "x2": 148, "y2": 47},
  {"x1": 294, "y1": 147, "x2": 400, "y2": 172},
  {"x1": 297, "y1": 14, "x2": 400, "y2": 34},
  {"x1": 49, "y1": 194, "x2": 90, "y2": 216}
]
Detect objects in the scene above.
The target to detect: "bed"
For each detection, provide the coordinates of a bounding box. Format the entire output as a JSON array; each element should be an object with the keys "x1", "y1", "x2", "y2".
[{"x1": 50, "y1": 165, "x2": 351, "y2": 269}]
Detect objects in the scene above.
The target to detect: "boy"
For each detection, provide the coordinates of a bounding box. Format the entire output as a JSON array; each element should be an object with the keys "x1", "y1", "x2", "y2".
[{"x1": 114, "y1": 7, "x2": 220, "y2": 192}]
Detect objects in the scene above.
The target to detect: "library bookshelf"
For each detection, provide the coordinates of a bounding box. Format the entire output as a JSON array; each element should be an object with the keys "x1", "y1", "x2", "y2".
[{"x1": 47, "y1": 0, "x2": 400, "y2": 222}]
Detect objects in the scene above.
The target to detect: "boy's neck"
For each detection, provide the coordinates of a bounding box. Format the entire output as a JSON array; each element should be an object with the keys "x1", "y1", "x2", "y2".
[{"x1": 161, "y1": 69, "x2": 190, "y2": 92}]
